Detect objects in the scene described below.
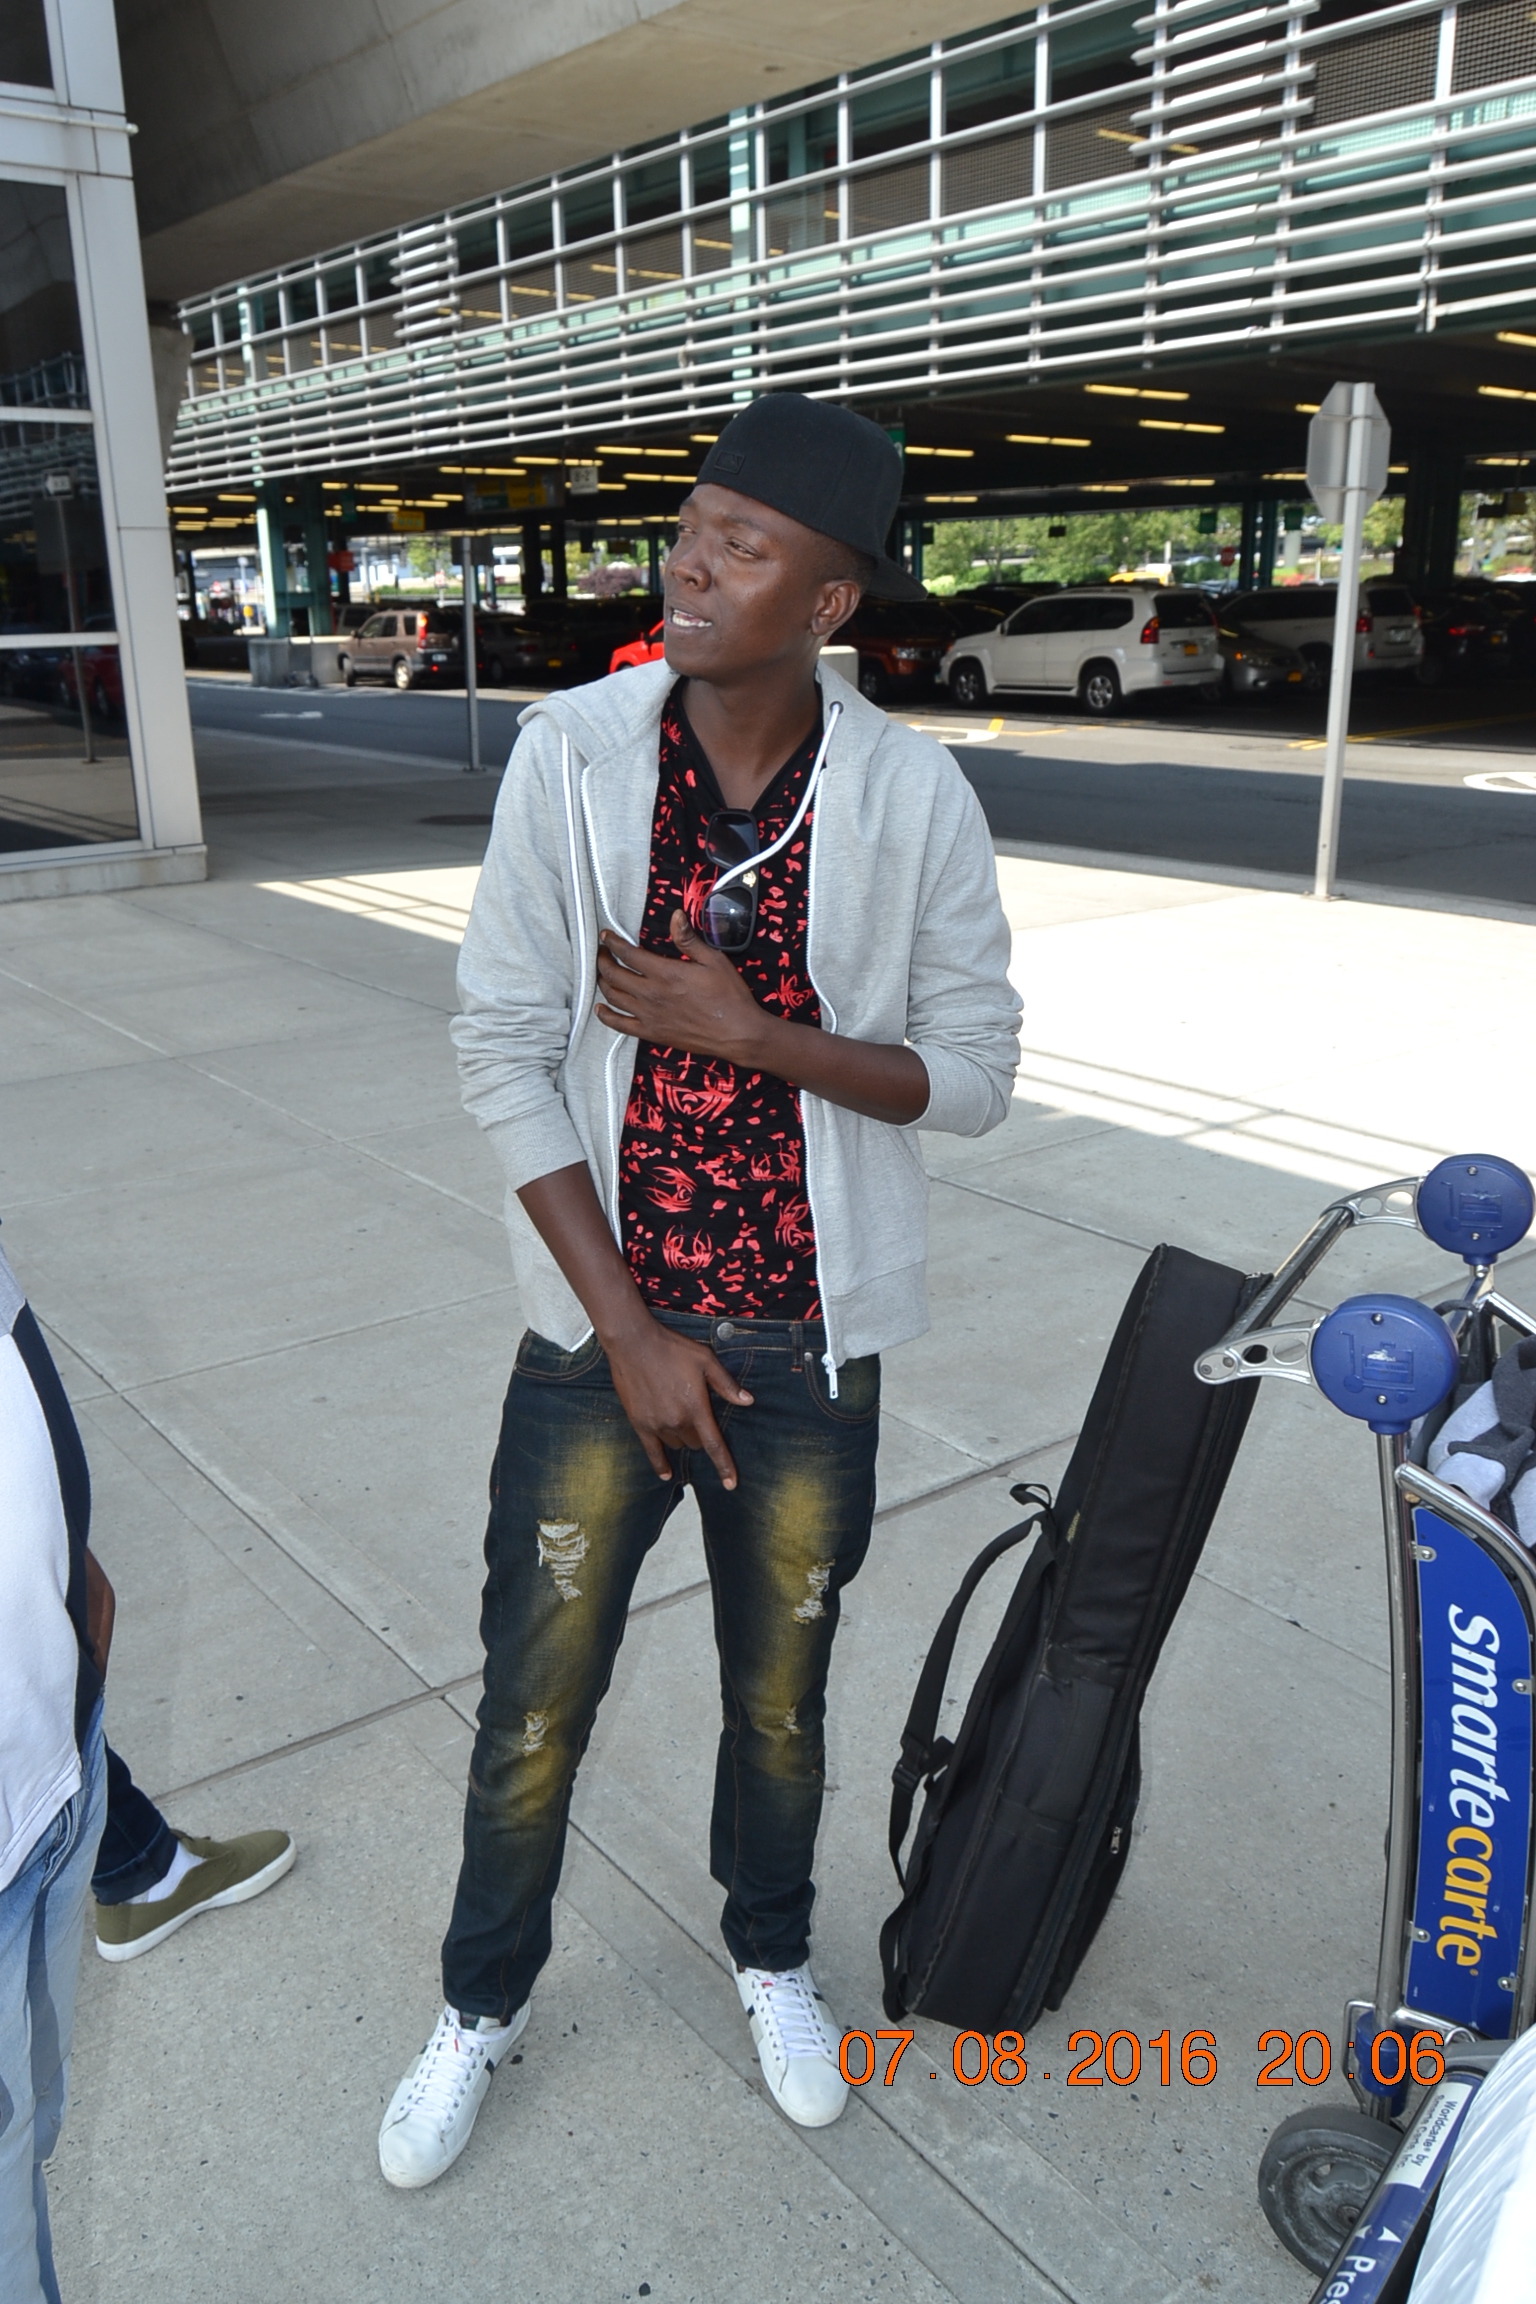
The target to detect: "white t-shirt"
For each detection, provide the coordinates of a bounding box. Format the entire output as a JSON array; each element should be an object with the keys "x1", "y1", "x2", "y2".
[{"x1": 0, "y1": 1249, "x2": 82, "y2": 1892}]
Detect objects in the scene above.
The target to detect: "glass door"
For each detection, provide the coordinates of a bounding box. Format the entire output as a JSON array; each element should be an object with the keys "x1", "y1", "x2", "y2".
[{"x1": 0, "y1": 179, "x2": 140, "y2": 854}]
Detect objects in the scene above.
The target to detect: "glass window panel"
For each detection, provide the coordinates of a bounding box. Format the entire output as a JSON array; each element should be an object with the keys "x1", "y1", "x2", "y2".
[
  {"x1": 188, "y1": 310, "x2": 216, "y2": 354},
  {"x1": 689, "y1": 138, "x2": 734, "y2": 210},
  {"x1": 0, "y1": 184, "x2": 87, "y2": 407},
  {"x1": 765, "y1": 105, "x2": 839, "y2": 186},
  {"x1": 1049, "y1": 6, "x2": 1142, "y2": 103},
  {"x1": 505, "y1": 201, "x2": 554, "y2": 261},
  {"x1": 285, "y1": 274, "x2": 319, "y2": 324},
  {"x1": 456, "y1": 214, "x2": 498, "y2": 275},
  {"x1": 213, "y1": 300, "x2": 242, "y2": 345},
  {"x1": 624, "y1": 155, "x2": 681, "y2": 226},
  {"x1": 851, "y1": 73, "x2": 931, "y2": 162},
  {"x1": 362, "y1": 253, "x2": 396, "y2": 303},
  {"x1": 245, "y1": 288, "x2": 280, "y2": 336},
  {"x1": 0, "y1": 422, "x2": 114, "y2": 631},
  {"x1": 946, "y1": 39, "x2": 1035, "y2": 135},
  {"x1": 0, "y1": 1, "x2": 50, "y2": 88},
  {"x1": 560, "y1": 174, "x2": 617, "y2": 246},
  {"x1": 322, "y1": 264, "x2": 359, "y2": 314},
  {"x1": 0, "y1": 425, "x2": 136, "y2": 851}
]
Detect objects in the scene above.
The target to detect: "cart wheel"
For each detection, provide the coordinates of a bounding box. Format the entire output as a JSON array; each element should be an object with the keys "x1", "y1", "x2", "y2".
[{"x1": 1258, "y1": 2108, "x2": 1397, "y2": 2274}]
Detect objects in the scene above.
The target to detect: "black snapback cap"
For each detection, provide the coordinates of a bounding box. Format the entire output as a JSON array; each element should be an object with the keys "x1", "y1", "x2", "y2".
[{"x1": 694, "y1": 392, "x2": 924, "y2": 599}]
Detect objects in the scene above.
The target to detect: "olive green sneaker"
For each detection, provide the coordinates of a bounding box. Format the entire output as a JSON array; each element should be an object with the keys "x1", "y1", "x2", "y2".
[{"x1": 94, "y1": 1830, "x2": 295, "y2": 1962}]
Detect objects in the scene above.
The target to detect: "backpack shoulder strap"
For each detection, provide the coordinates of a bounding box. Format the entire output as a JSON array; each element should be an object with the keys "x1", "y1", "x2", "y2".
[{"x1": 887, "y1": 1486, "x2": 1055, "y2": 1882}]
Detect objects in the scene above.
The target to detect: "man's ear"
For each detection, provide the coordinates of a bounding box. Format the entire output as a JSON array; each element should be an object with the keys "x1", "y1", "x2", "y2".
[{"x1": 811, "y1": 578, "x2": 861, "y2": 637}]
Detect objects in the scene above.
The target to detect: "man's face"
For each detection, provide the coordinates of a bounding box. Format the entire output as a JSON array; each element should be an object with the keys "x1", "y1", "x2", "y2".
[{"x1": 662, "y1": 484, "x2": 860, "y2": 682}]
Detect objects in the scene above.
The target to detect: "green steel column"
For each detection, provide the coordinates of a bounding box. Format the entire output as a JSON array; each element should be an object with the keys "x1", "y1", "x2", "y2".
[
  {"x1": 298, "y1": 478, "x2": 333, "y2": 635},
  {"x1": 254, "y1": 479, "x2": 290, "y2": 635},
  {"x1": 1256, "y1": 498, "x2": 1279, "y2": 587}
]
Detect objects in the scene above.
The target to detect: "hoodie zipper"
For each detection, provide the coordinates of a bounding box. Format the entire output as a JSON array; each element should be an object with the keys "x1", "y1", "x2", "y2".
[{"x1": 801, "y1": 699, "x2": 842, "y2": 1399}]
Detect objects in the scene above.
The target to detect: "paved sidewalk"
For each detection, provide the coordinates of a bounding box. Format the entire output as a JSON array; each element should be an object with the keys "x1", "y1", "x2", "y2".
[{"x1": 4, "y1": 727, "x2": 1534, "y2": 2303}]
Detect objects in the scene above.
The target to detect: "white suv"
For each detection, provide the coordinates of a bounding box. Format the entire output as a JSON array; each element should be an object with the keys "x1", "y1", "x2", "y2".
[
  {"x1": 938, "y1": 587, "x2": 1220, "y2": 715},
  {"x1": 1224, "y1": 584, "x2": 1422, "y2": 690}
]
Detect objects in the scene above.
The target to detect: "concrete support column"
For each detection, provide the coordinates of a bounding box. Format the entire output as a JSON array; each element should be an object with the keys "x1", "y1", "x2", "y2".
[{"x1": 1396, "y1": 453, "x2": 1464, "y2": 587}]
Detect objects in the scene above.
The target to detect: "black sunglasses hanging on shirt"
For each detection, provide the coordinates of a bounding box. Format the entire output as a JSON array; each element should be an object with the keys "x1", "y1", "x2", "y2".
[{"x1": 695, "y1": 702, "x2": 843, "y2": 954}]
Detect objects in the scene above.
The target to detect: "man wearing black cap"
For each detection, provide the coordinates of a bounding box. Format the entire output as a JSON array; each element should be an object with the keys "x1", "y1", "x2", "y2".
[{"x1": 379, "y1": 394, "x2": 1020, "y2": 2188}]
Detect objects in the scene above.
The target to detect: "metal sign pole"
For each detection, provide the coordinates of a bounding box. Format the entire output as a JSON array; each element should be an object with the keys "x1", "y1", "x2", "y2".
[
  {"x1": 1313, "y1": 471, "x2": 1367, "y2": 899},
  {"x1": 463, "y1": 533, "x2": 481, "y2": 774},
  {"x1": 1306, "y1": 382, "x2": 1391, "y2": 901}
]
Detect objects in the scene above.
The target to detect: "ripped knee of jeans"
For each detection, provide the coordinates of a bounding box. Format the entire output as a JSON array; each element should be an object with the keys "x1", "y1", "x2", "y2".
[
  {"x1": 792, "y1": 1562, "x2": 833, "y2": 1623},
  {"x1": 536, "y1": 1519, "x2": 589, "y2": 1603}
]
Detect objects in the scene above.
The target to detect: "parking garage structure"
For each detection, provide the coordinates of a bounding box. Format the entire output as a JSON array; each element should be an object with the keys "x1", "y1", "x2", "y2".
[{"x1": 161, "y1": 0, "x2": 1536, "y2": 628}]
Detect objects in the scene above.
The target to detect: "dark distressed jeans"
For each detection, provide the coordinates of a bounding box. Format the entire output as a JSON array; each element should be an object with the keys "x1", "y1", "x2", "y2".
[{"x1": 441, "y1": 1313, "x2": 880, "y2": 2022}]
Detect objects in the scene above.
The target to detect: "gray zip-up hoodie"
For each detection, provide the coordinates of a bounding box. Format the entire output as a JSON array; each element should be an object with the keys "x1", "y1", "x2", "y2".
[{"x1": 452, "y1": 657, "x2": 1021, "y2": 1373}]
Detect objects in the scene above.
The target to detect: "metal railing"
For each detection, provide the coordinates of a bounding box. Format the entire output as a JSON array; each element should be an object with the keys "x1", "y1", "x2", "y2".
[{"x1": 167, "y1": 0, "x2": 1536, "y2": 489}]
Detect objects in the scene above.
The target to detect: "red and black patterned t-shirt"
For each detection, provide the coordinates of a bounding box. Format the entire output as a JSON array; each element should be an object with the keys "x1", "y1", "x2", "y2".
[{"x1": 616, "y1": 684, "x2": 822, "y2": 1318}]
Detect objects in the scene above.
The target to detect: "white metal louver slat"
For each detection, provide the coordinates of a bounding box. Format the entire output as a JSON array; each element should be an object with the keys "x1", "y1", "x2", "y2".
[{"x1": 396, "y1": 224, "x2": 458, "y2": 343}]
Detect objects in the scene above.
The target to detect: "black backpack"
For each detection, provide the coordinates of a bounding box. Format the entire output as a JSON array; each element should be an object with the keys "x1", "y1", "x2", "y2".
[{"x1": 879, "y1": 1244, "x2": 1264, "y2": 2031}]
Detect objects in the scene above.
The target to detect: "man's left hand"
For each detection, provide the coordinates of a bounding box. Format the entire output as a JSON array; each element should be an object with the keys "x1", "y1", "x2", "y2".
[{"x1": 596, "y1": 913, "x2": 769, "y2": 1066}]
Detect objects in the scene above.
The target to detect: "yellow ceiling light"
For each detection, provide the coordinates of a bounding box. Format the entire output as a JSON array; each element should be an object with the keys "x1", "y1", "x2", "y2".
[
  {"x1": 1263, "y1": 470, "x2": 1307, "y2": 480},
  {"x1": 924, "y1": 493, "x2": 978, "y2": 503},
  {"x1": 1496, "y1": 331, "x2": 1536, "y2": 349},
  {"x1": 1139, "y1": 418, "x2": 1225, "y2": 434},
  {"x1": 905, "y1": 445, "x2": 974, "y2": 458},
  {"x1": 1476, "y1": 455, "x2": 1527, "y2": 466},
  {"x1": 1295, "y1": 401, "x2": 1320, "y2": 414},
  {"x1": 1085, "y1": 384, "x2": 1189, "y2": 400},
  {"x1": 1082, "y1": 482, "x2": 1130, "y2": 493},
  {"x1": 518, "y1": 454, "x2": 561, "y2": 464},
  {"x1": 690, "y1": 432, "x2": 719, "y2": 443},
  {"x1": 1008, "y1": 433, "x2": 1092, "y2": 447},
  {"x1": 623, "y1": 471, "x2": 696, "y2": 484},
  {"x1": 1479, "y1": 384, "x2": 1536, "y2": 402},
  {"x1": 217, "y1": 491, "x2": 256, "y2": 502}
]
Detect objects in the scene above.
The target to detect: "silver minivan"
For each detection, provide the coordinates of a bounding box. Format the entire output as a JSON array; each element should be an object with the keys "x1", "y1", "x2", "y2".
[
  {"x1": 1224, "y1": 584, "x2": 1422, "y2": 689},
  {"x1": 938, "y1": 586, "x2": 1220, "y2": 715}
]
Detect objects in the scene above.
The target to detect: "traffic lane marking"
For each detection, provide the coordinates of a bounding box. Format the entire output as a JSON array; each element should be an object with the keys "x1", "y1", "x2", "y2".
[
  {"x1": 1466, "y1": 769, "x2": 1536, "y2": 793},
  {"x1": 1288, "y1": 709, "x2": 1536, "y2": 748}
]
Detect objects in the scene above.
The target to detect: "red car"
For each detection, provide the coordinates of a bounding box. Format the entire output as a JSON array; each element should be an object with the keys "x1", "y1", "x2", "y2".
[{"x1": 610, "y1": 618, "x2": 664, "y2": 673}]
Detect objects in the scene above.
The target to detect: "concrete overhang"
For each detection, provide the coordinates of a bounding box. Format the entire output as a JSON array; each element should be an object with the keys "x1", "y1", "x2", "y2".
[{"x1": 120, "y1": 0, "x2": 1013, "y2": 302}]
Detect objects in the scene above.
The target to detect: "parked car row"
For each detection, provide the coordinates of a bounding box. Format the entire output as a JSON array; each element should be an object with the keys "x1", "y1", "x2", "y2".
[
  {"x1": 283, "y1": 573, "x2": 1536, "y2": 715},
  {"x1": 336, "y1": 595, "x2": 656, "y2": 689}
]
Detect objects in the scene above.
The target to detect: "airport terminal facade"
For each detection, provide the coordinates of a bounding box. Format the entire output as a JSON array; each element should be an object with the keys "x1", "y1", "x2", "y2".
[
  {"x1": 3, "y1": 0, "x2": 1536, "y2": 883},
  {"x1": 162, "y1": 0, "x2": 1536, "y2": 632}
]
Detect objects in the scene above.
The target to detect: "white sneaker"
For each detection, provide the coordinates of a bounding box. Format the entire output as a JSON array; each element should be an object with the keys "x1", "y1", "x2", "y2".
[
  {"x1": 735, "y1": 1961, "x2": 849, "y2": 2129},
  {"x1": 378, "y1": 2002, "x2": 528, "y2": 2189}
]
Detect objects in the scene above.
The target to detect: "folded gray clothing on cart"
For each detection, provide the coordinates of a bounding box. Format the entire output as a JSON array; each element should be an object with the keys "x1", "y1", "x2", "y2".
[{"x1": 1427, "y1": 1335, "x2": 1536, "y2": 1546}]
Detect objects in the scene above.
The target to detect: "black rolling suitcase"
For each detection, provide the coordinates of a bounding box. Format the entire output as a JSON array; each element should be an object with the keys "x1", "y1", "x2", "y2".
[{"x1": 879, "y1": 1244, "x2": 1264, "y2": 2031}]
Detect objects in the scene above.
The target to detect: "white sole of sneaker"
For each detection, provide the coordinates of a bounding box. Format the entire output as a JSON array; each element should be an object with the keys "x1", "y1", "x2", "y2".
[{"x1": 94, "y1": 1837, "x2": 296, "y2": 1963}]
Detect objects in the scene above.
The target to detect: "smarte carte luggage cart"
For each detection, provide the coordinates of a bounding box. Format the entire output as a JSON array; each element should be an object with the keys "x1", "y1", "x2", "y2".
[{"x1": 1195, "y1": 1154, "x2": 1536, "y2": 2300}]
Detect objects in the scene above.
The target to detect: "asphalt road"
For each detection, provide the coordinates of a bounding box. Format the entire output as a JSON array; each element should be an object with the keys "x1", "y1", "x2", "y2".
[{"x1": 189, "y1": 675, "x2": 1536, "y2": 907}]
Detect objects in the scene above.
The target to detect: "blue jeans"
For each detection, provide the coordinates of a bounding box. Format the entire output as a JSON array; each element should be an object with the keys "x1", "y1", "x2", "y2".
[
  {"x1": 0, "y1": 1705, "x2": 106, "y2": 2304},
  {"x1": 441, "y1": 1314, "x2": 880, "y2": 2021}
]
